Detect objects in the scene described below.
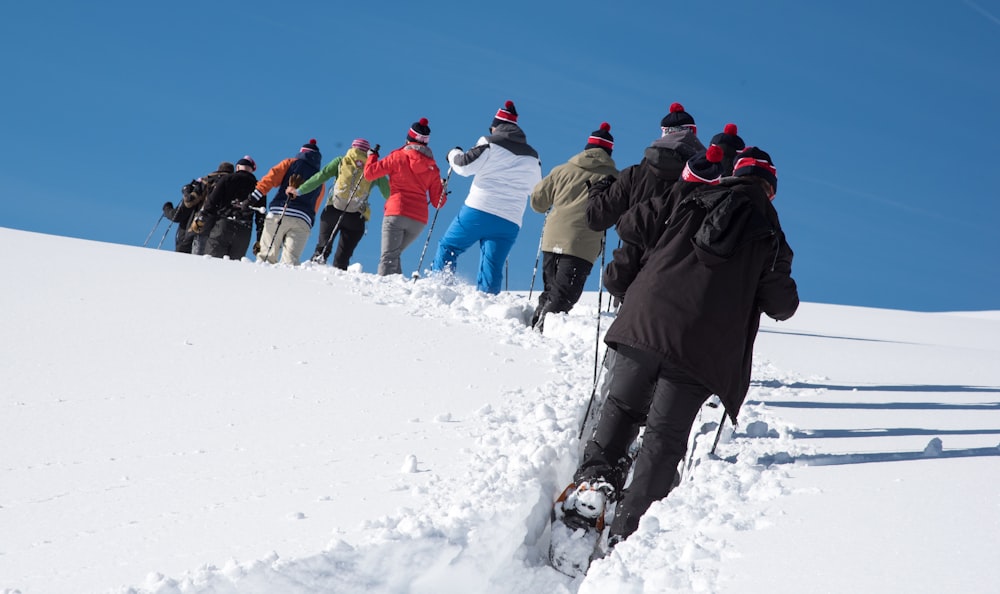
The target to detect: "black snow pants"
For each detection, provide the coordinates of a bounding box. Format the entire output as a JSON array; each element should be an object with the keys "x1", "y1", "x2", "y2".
[
  {"x1": 206, "y1": 218, "x2": 252, "y2": 260},
  {"x1": 531, "y1": 252, "x2": 593, "y2": 329},
  {"x1": 312, "y1": 205, "x2": 366, "y2": 270},
  {"x1": 574, "y1": 344, "x2": 711, "y2": 540}
]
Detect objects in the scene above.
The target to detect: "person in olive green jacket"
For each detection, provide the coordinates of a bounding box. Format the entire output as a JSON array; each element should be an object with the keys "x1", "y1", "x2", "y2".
[
  {"x1": 528, "y1": 123, "x2": 619, "y2": 331},
  {"x1": 289, "y1": 138, "x2": 391, "y2": 269}
]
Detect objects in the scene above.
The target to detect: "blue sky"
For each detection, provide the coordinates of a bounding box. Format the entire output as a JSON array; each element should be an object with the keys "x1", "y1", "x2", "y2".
[{"x1": 2, "y1": 1, "x2": 997, "y2": 312}]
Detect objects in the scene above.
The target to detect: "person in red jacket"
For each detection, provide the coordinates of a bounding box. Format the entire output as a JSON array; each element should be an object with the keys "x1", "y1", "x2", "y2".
[{"x1": 363, "y1": 117, "x2": 446, "y2": 276}]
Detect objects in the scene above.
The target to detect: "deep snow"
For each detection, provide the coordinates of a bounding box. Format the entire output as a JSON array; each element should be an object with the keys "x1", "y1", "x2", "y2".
[{"x1": 2, "y1": 227, "x2": 999, "y2": 594}]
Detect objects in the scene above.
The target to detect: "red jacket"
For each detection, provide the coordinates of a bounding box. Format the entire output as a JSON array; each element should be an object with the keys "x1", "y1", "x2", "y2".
[{"x1": 364, "y1": 143, "x2": 444, "y2": 224}]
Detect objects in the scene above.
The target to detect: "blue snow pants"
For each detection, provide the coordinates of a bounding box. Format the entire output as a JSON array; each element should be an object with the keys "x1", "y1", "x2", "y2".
[{"x1": 432, "y1": 205, "x2": 519, "y2": 294}]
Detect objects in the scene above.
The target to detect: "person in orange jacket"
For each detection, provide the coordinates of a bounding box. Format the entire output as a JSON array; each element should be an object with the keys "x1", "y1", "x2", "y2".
[
  {"x1": 251, "y1": 139, "x2": 325, "y2": 265},
  {"x1": 363, "y1": 117, "x2": 446, "y2": 276}
]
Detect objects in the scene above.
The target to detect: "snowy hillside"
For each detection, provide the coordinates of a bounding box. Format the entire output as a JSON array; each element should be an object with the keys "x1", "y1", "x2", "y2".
[{"x1": 2, "y1": 227, "x2": 999, "y2": 594}]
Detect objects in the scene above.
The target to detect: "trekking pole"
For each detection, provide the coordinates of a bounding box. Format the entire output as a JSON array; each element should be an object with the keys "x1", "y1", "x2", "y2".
[
  {"x1": 155, "y1": 219, "x2": 176, "y2": 250},
  {"x1": 709, "y1": 409, "x2": 728, "y2": 457},
  {"x1": 505, "y1": 260, "x2": 509, "y2": 292},
  {"x1": 319, "y1": 147, "x2": 375, "y2": 264},
  {"x1": 262, "y1": 206, "x2": 287, "y2": 261},
  {"x1": 143, "y1": 212, "x2": 165, "y2": 247},
  {"x1": 578, "y1": 345, "x2": 611, "y2": 440},
  {"x1": 593, "y1": 232, "x2": 606, "y2": 383},
  {"x1": 606, "y1": 237, "x2": 621, "y2": 313},
  {"x1": 527, "y1": 211, "x2": 546, "y2": 301},
  {"x1": 579, "y1": 233, "x2": 608, "y2": 440},
  {"x1": 412, "y1": 166, "x2": 451, "y2": 281}
]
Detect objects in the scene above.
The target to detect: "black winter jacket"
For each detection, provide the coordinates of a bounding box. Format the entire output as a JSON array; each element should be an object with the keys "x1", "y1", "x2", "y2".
[
  {"x1": 586, "y1": 131, "x2": 704, "y2": 231},
  {"x1": 202, "y1": 170, "x2": 260, "y2": 225},
  {"x1": 602, "y1": 176, "x2": 799, "y2": 422}
]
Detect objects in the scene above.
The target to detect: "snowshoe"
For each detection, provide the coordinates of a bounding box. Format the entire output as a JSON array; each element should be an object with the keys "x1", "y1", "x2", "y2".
[{"x1": 548, "y1": 481, "x2": 613, "y2": 578}]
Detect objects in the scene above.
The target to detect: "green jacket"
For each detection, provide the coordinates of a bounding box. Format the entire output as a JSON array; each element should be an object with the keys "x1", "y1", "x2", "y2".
[
  {"x1": 298, "y1": 147, "x2": 390, "y2": 214},
  {"x1": 530, "y1": 148, "x2": 618, "y2": 263}
]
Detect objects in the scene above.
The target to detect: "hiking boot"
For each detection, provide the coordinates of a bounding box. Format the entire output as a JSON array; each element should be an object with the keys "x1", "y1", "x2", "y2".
[{"x1": 559, "y1": 480, "x2": 614, "y2": 530}]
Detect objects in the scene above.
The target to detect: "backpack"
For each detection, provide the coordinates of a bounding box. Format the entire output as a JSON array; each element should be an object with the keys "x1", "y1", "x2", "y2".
[
  {"x1": 331, "y1": 149, "x2": 374, "y2": 213},
  {"x1": 182, "y1": 170, "x2": 229, "y2": 209}
]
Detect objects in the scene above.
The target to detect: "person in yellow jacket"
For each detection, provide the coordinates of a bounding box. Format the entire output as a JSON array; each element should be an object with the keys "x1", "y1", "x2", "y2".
[{"x1": 289, "y1": 138, "x2": 390, "y2": 269}]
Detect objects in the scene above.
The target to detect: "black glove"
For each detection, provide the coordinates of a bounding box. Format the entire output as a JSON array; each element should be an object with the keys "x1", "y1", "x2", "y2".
[
  {"x1": 162, "y1": 201, "x2": 174, "y2": 214},
  {"x1": 591, "y1": 175, "x2": 616, "y2": 193}
]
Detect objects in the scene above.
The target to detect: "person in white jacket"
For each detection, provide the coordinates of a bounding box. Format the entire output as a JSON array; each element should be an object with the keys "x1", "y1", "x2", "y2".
[{"x1": 432, "y1": 100, "x2": 542, "y2": 294}]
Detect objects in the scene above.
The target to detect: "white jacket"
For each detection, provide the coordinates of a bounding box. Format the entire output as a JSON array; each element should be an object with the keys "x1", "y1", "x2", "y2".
[{"x1": 447, "y1": 123, "x2": 542, "y2": 227}]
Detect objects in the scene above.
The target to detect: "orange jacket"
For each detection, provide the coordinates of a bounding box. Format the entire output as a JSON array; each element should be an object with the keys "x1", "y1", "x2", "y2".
[
  {"x1": 255, "y1": 158, "x2": 327, "y2": 217},
  {"x1": 364, "y1": 143, "x2": 444, "y2": 224}
]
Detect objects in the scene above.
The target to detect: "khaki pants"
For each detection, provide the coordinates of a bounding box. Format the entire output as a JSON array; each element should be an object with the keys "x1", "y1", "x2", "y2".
[{"x1": 258, "y1": 215, "x2": 311, "y2": 265}]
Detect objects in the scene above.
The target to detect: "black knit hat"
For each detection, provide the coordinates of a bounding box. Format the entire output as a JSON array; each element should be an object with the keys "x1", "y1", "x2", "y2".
[
  {"x1": 585, "y1": 122, "x2": 614, "y2": 154},
  {"x1": 681, "y1": 145, "x2": 724, "y2": 185},
  {"x1": 733, "y1": 146, "x2": 778, "y2": 194},
  {"x1": 236, "y1": 156, "x2": 256, "y2": 172},
  {"x1": 407, "y1": 118, "x2": 431, "y2": 144},
  {"x1": 300, "y1": 138, "x2": 320, "y2": 154},
  {"x1": 710, "y1": 123, "x2": 746, "y2": 157},
  {"x1": 491, "y1": 100, "x2": 518, "y2": 128},
  {"x1": 710, "y1": 123, "x2": 746, "y2": 175},
  {"x1": 217, "y1": 161, "x2": 235, "y2": 174},
  {"x1": 660, "y1": 102, "x2": 696, "y2": 135}
]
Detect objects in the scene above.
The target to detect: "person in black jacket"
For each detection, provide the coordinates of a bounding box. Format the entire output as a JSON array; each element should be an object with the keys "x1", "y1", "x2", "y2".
[
  {"x1": 709, "y1": 123, "x2": 746, "y2": 176},
  {"x1": 194, "y1": 156, "x2": 261, "y2": 260},
  {"x1": 161, "y1": 162, "x2": 234, "y2": 254},
  {"x1": 585, "y1": 102, "x2": 704, "y2": 232},
  {"x1": 562, "y1": 146, "x2": 799, "y2": 548}
]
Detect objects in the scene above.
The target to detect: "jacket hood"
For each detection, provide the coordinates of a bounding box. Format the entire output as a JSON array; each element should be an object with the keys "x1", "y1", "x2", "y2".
[
  {"x1": 488, "y1": 122, "x2": 527, "y2": 144},
  {"x1": 568, "y1": 148, "x2": 617, "y2": 173},
  {"x1": 685, "y1": 178, "x2": 776, "y2": 267},
  {"x1": 486, "y1": 123, "x2": 539, "y2": 159},
  {"x1": 403, "y1": 142, "x2": 435, "y2": 160},
  {"x1": 345, "y1": 147, "x2": 368, "y2": 161},
  {"x1": 642, "y1": 131, "x2": 704, "y2": 181},
  {"x1": 298, "y1": 149, "x2": 322, "y2": 169}
]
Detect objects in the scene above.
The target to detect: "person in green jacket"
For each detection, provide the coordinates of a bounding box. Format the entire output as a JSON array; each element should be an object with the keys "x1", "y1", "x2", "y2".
[
  {"x1": 289, "y1": 138, "x2": 390, "y2": 269},
  {"x1": 528, "y1": 123, "x2": 619, "y2": 331}
]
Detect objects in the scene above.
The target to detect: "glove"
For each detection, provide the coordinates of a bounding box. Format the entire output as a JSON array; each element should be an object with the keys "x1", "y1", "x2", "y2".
[
  {"x1": 250, "y1": 188, "x2": 265, "y2": 203},
  {"x1": 438, "y1": 178, "x2": 450, "y2": 208},
  {"x1": 252, "y1": 241, "x2": 261, "y2": 255},
  {"x1": 287, "y1": 173, "x2": 304, "y2": 189},
  {"x1": 190, "y1": 216, "x2": 205, "y2": 234},
  {"x1": 162, "y1": 201, "x2": 174, "y2": 216},
  {"x1": 591, "y1": 175, "x2": 616, "y2": 193},
  {"x1": 367, "y1": 147, "x2": 379, "y2": 158}
]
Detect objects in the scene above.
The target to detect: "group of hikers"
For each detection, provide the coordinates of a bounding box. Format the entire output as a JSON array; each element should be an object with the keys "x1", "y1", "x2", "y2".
[{"x1": 157, "y1": 99, "x2": 800, "y2": 551}]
